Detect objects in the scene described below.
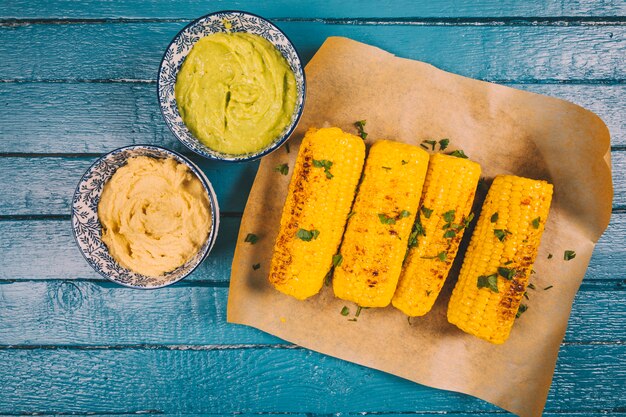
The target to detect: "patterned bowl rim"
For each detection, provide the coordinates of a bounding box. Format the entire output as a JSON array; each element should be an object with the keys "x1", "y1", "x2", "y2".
[
  {"x1": 156, "y1": 10, "x2": 306, "y2": 163},
  {"x1": 71, "y1": 144, "x2": 220, "y2": 289}
]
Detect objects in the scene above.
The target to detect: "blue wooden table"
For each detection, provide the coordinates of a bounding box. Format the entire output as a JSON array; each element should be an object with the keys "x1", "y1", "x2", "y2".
[{"x1": 1, "y1": 1, "x2": 624, "y2": 415}]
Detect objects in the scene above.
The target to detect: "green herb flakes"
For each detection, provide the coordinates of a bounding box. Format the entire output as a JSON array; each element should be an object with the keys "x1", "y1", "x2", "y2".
[
  {"x1": 444, "y1": 230, "x2": 456, "y2": 239},
  {"x1": 477, "y1": 273, "x2": 499, "y2": 293},
  {"x1": 422, "y1": 139, "x2": 437, "y2": 150},
  {"x1": 285, "y1": 143, "x2": 290, "y2": 154},
  {"x1": 564, "y1": 250, "x2": 576, "y2": 261},
  {"x1": 497, "y1": 267, "x2": 516, "y2": 280},
  {"x1": 421, "y1": 206, "x2": 433, "y2": 218},
  {"x1": 448, "y1": 149, "x2": 468, "y2": 159},
  {"x1": 437, "y1": 251, "x2": 447, "y2": 261},
  {"x1": 532, "y1": 217, "x2": 541, "y2": 229},
  {"x1": 439, "y1": 138, "x2": 450, "y2": 151},
  {"x1": 296, "y1": 228, "x2": 320, "y2": 241},
  {"x1": 490, "y1": 212, "x2": 499, "y2": 223},
  {"x1": 527, "y1": 283, "x2": 536, "y2": 290},
  {"x1": 382, "y1": 166, "x2": 392, "y2": 171},
  {"x1": 341, "y1": 306, "x2": 350, "y2": 316},
  {"x1": 252, "y1": 263, "x2": 261, "y2": 270},
  {"x1": 313, "y1": 159, "x2": 334, "y2": 179},
  {"x1": 494, "y1": 229, "x2": 512, "y2": 242},
  {"x1": 548, "y1": 253, "x2": 553, "y2": 259},
  {"x1": 332, "y1": 254, "x2": 343, "y2": 268},
  {"x1": 354, "y1": 120, "x2": 368, "y2": 140},
  {"x1": 244, "y1": 233, "x2": 259, "y2": 244},
  {"x1": 463, "y1": 212, "x2": 475, "y2": 228},
  {"x1": 275, "y1": 163, "x2": 289, "y2": 175},
  {"x1": 378, "y1": 213, "x2": 396, "y2": 225},
  {"x1": 347, "y1": 211, "x2": 356, "y2": 220},
  {"x1": 401, "y1": 160, "x2": 408, "y2": 165},
  {"x1": 399, "y1": 210, "x2": 411, "y2": 219},
  {"x1": 516, "y1": 304, "x2": 528, "y2": 318},
  {"x1": 442, "y1": 210, "x2": 455, "y2": 223},
  {"x1": 544, "y1": 285, "x2": 553, "y2": 290},
  {"x1": 355, "y1": 306, "x2": 363, "y2": 317}
]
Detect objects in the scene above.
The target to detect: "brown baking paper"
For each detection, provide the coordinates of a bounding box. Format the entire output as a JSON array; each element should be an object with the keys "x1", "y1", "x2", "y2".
[{"x1": 227, "y1": 37, "x2": 612, "y2": 417}]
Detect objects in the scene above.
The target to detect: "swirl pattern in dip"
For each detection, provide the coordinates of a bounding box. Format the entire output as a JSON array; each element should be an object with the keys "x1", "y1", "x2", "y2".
[
  {"x1": 98, "y1": 156, "x2": 211, "y2": 277},
  {"x1": 175, "y1": 32, "x2": 298, "y2": 155}
]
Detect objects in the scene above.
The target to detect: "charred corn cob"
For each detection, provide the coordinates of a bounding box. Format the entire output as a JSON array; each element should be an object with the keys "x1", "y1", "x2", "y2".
[
  {"x1": 447, "y1": 175, "x2": 553, "y2": 344},
  {"x1": 269, "y1": 127, "x2": 366, "y2": 300},
  {"x1": 393, "y1": 153, "x2": 481, "y2": 316},
  {"x1": 333, "y1": 140, "x2": 430, "y2": 307}
]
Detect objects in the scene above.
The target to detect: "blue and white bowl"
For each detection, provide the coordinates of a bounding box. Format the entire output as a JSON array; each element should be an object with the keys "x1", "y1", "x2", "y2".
[
  {"x1": 157, "y1": 10, "x2": 306, "y2": 162},
  {"x1": 71, "y1": 145, "x2": 220, "y2": 289}
]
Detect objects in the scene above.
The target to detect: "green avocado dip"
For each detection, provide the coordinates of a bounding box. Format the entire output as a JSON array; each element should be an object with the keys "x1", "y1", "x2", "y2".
[{"x1": 175, "y1": 32, "x2": 298, "y2": 155}]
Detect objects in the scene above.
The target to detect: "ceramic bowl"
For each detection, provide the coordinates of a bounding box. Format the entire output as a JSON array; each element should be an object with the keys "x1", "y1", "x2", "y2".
[
  {"x1": 71, "y1": 145, "x2": 220, "y2": 289},
  {"x1": 157, "y1": 10, "x2": 306, "y2": 162}
]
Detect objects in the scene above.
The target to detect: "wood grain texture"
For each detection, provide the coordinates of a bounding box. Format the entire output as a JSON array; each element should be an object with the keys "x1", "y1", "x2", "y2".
[
  {"x1": 1, "y1": 0, "x2": 624, "y2": 19},
  {"x1": 0, "y1": 156, "x2": 258, "y2": 215},
  {"x1": 1, "y1": 82, "x2": 623, "y2": 153},
  {"x1": 0, "y1": 23, "x2": 623, "y2": 81},
  {"x1": 0, "y1": 217, "x2": 241, "y2": 281},
  {"x1": 1, "y1": 152, "x2": 623, "y2": 216},
  {"x1": 0, "y1": 344, "x2": 624, "y2": 413},
  {"x1": 0, "y1": 281, "x2": 623, "y2": 346},
  {"x1": 1, "y1": 213, "x2": 624, "y2": 282}
]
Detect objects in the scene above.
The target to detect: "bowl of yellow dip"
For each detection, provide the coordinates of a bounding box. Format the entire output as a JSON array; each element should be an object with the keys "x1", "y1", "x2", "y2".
[
  {"x1": 157, "y1": 11, "x2": 305, "y2": 162},
  {"x1": 72, "y1": 145, "x2": 219, "y2": 288}
]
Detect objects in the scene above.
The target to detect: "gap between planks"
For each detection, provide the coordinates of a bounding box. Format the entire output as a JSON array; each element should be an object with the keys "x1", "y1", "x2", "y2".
[{"x1": 0, "y1": 16, "x2": 625, "y2": 27}]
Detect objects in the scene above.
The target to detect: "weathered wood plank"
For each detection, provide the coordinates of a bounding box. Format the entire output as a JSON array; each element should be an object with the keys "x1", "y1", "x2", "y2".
[
  {"x1": 0, "y1": 23, "x2": 623, "y2": 81},
  {"x1": 0, "y1": 344, "x2": 624, "y2": 413},
  {"x1": 1, "y1": 83, "x2": 622, "y2": 153},
  {"x1": 0, "y1": 281, "x2": 622, "y2": 346},
  {"x1": 0, "y1": 210, "x2": 623, "y2": 281},
  {"x1": 0, "y1": 151, "x2": 622, "y2": 215},
  {"x1": 0, "y1": 217, "x2": 241, "y2": 281},
  {"x1": 0, "y1": 156, "x2": 258, "y2": 215},
  {"x1": 1, "y1": 0, "x2": 624, "y2": 19}
]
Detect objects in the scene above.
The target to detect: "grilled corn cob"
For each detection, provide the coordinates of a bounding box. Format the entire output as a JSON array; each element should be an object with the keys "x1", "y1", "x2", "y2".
[
  {"x1": 393, "y1": 153, "x2": 481, "y2": 316},
  {"x1": 269, "y1": 127, "x2": 366, "y2": 300},
  {"x1": 333, "y1": 140, "x2": 430, "y2": 307},
  {"x1": 447, "y1": 175, "x2": 553, "y2": 344}
]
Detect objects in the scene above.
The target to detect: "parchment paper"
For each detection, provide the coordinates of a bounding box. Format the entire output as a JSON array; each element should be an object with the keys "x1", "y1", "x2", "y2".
[{"x1": 227, "y1": 37, "x2": 612, "y2": 417}]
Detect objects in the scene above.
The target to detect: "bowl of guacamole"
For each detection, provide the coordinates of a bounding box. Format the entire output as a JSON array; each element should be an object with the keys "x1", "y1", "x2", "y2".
[{"x1": 158, "y1": 11, "x2": 306, "y2": 162}]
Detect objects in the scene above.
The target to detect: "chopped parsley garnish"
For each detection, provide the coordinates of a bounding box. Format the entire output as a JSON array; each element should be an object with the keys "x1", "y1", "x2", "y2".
[
  {"x1": 399, "y1": 210, "x2": 411, "y2": 219},
  {"x1": 497, "y1": 267, "x2": 516, "y2": 280},
  {"x1": 355, "y1": 306, "x2": 363, "y2": 317},
  {"x1": 494, "y1": 229, "x2": 512, "y2": 242},
  {"x1": 244, "y1": 233, "x2": 259, "y2": 244},
  {"x1": 296, "y1": 228, "x2": 320, "y2": 241},
  {"x1": 401, "y1": 160, "x2": 408, "y2": 165},
  {"x1": 503, "y1": 260, "x2": 513, "y2": 265},
  {"x1": 421, "y1": 206, "x2": 433, "y2": 218},
  {"x1": 332, "y1": 254, "x2": 343, "y2": 268},
  {"x1": 463, "y1": 212, "x2": 475, "y2": 228},
  {"x1": 544, "y1": 285, "x2": 553, "y2": 290},
  {"x1": 448, "y1": 149, "x2": 468, "y2": 159},
  {"x1": 548, "y1": 253, "x2": 553, "y2": 259},
  {"x1": 382, "y1": 166, "x2": 392, "y2": 171},
  {"x1": 378, "y1": 213, "x2": 396, "y2": 225},
  {"x1": 313, "y1": 159, "x2": 334, "y2": 179},
  {"x1": 421, "y1": 251, "x2": 447, "y2": 261},
  {"x1": 490, "y1": 212, "x2": 499, "y2": 223},
  {"x1": 354, "y1": 120, "x2": 368, "y2": 140},
  {"x1": 532, "y1": 217, "x2": 541, "y2": 229},
  {"x1": 347, "y1": 211, "x2": 356, "y2": 220},
  {"x1": 340, "y1": 306, "x2": 350, "y2": 316},
  {"x1": 252, "y1": 263, "x2": 261, "y2": 270},
  {"x1": 285, "y1": 143, "x2": 290, "y2": 154},
  {"x1": 516, "y1": 304, "x2": 528, "y2": 318},
  {"x1": 564, "y1": 250, "x2": 576, "y2": 261},
  {"x1": 443, "y1": 230, "x2": 456, "y2": 239},
  {"x1": 422, "y1": 139, "x2": 437, "y2": 150},
  {"x1": 274, "y1": 163, "x2": 289, "y2": 175},
  {"x1": 442, "y1": 210, "x2": 455, "y2": 223},
  {"x1": 523, "y1": 292, "x2": 529, "y2": 300},
  {"x1": 477, "y1": 273, "x2": 499, "y2": 293},
  {"x1": 407, "y1": 218, "x2": 424, "y2": 249},
  {"x1": 426, "y1": 290, "x2": 432, "y2": 296},
  {"x1": 439, "y1": 138, "x2": 450, "y2": 151},
  {"x1": 527, "y1": 283, "x2": 536, "y2": 290},
  {"x1": 348, "y1": 318, "x2": 358, "y2": 322}
]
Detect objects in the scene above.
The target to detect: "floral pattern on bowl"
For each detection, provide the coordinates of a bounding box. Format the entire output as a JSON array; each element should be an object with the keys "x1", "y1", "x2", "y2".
[
  {"x1": 71, "y1": 145, "x2": 220, "y2": 289},
  {"x1": 157, "y1": 10, "x2": 306, "y2": 162}
]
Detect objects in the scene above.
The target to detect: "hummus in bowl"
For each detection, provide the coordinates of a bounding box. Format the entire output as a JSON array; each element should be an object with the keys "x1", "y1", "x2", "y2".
[{"x1": 72, "y1": 145, "x2": 219, "y2": 288}]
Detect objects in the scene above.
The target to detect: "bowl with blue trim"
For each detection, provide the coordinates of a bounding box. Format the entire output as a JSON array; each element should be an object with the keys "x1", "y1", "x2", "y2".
[
  {"x1": 157, "y1": 10, "x2": 306, "y2": 162},
  {"x1": 71, "y1": 145, "x2": 220, "y2": 289}
]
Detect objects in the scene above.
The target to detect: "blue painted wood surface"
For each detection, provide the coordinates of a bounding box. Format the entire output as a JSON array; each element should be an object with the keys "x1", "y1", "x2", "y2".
[{"x1": 0, "y1": 1, "x2": 624, "y2": 415}]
